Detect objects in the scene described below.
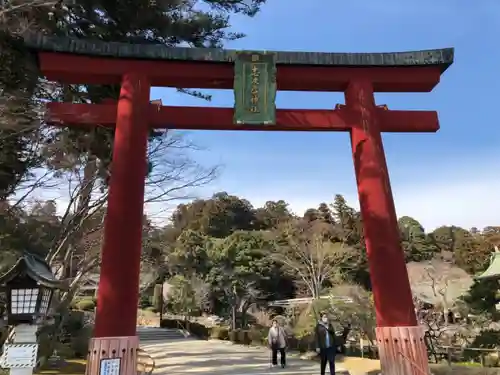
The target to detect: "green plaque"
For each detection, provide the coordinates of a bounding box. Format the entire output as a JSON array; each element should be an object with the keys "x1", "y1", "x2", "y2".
[{"x1": 233, "y1": 51, "x2": 277, "y2": 125}]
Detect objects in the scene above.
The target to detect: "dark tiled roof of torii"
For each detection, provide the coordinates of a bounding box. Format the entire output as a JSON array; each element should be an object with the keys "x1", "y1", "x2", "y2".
[{"x1": 23, "y1": 33, "x2": 454, "y2": 73}]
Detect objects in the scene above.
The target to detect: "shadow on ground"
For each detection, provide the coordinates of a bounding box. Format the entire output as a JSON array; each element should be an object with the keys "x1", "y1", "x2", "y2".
[{"x1": 141, "y1": 339, "x2": 345, "y2": 375}]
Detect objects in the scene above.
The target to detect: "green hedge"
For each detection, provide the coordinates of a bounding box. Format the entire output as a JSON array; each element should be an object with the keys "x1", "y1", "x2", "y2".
[
  {"x1": 210, "y1": 326, "x2": 230, "y2": 340},
  {"x1": 217, "y1": 327, "x2": 312, "y2": 352},
  {"x1": 228, "y1": 329, "x2": 251, "y2": 345},
  {"x1": 159, "y1": 318, "x2": 180, "y2": 329},
  {"x1": 159, "y1": 319, "x2": 317, "y2": 353},
  {"x1": 160, "y1": 319, "x2": 210, "y2": 339},
  {"x1": 74, "y1": 298, "x2": 95, "y2": 311},
  {"x1": 228, "y1": 328, "x2": 315, "y2": 353}
]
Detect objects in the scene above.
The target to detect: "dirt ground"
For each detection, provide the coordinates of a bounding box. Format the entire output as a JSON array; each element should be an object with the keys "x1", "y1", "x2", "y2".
[
  {"x1": 335, "y1": 357, "x2": 500, "y2": 375},
  {"x1": 336, "y1": 357, "x2": 381, "y2": 375}
]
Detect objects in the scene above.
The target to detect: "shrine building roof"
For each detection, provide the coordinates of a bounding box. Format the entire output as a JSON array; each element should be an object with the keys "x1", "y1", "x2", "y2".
[{"x1": 477, "y1": 251, "x2": 500, "y2": 281}]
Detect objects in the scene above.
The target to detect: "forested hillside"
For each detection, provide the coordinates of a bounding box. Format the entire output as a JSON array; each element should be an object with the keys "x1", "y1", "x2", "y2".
[{"x1": 2, "y1": 192, "x2": 498, "y2": 318}]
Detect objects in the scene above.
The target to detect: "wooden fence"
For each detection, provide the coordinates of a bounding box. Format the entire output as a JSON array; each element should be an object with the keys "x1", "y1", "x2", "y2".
[{"x1": 351, "y1": 339, "x2": 500, "y2": 367}]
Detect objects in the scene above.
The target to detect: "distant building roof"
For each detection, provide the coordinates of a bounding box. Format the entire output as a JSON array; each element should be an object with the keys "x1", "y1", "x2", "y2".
[
  {"x1": 268, "y1": 296, "x2": 352, "y2": 307},
  {"x1": 77, "y1": 272, "x2": 155, "y2": 291},
  {"x1": 477, "y1": 251, "x2": 500, "y2": 280}
]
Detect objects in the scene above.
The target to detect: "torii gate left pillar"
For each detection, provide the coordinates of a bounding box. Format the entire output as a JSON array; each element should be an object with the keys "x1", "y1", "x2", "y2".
[
  {"x1": 85, "y1": 73, "x2": 151, "y2": 375},
  {"x1": 94, "y1": 74, "x2": 150, "y2": 338}
]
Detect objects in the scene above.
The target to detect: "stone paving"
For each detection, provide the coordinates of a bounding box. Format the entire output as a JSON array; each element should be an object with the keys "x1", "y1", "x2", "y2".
[{"x1": 141, "y1": 338, "x2": 352, "y2": 375}]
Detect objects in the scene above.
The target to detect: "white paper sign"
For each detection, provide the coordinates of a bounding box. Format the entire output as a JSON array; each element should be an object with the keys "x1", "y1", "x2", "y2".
[
  {"x1": 1, "y1": 344, "x2": 38, "y2": 368},
  {"x1": 99, "y1": 358, "x2": 121, "y2": 375}
]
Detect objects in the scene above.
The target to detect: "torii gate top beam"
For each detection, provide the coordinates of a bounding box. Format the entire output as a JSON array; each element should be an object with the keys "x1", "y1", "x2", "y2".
[{"x1": 24, "y1": 34, "x2": 453, "y2": 92}]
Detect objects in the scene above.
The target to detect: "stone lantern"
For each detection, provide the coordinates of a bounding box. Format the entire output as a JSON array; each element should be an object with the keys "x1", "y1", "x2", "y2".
[{"x1": 0, "y1": 253, "x2": 67, "y2": 375}]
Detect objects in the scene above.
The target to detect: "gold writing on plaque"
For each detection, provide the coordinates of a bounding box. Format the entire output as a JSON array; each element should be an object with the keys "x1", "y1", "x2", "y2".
[{"x1": 249, "y1": 63, "x2": 260, "y2": 113}]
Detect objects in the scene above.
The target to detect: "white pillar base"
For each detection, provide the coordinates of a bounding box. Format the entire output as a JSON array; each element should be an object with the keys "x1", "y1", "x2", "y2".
[{"x1": 376, "y1": 326, "x2": 430, "y2": 375}]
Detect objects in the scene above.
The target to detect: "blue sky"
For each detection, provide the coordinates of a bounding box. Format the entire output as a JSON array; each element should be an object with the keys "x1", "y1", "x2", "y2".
[{"x1": 148, "y1": 0, "x2": 500, "y2": 231}]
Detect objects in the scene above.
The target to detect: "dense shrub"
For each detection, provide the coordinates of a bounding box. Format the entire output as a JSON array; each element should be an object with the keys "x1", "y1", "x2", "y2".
[
  {"x1": 159, "y1": 318, "x2": 318, "y2": 354},
  {"x1": 470, "y1": 330, "x2": 500, "y2": 349},
  {"x1": 187, "y1": 321, "x2": 210, "y2": 339},
  {"x1": 296, "y1": 334, "x2": 315, "y2": 353},
  {"x1": 160, "y1": 318, "x2": 180, "y2": 329},
  {"x1": 139, "y1": 295, "x2": 152, "y2": 309},
  {"x1": 70, "y1": 326, "x2": 93, "y2": 358},
  {"x1": 237, "y1": 330, "x2": 251, "y2": 345},
  {"x1": 208, "y1": 325, "x2": 315, "y2": 353},
  {"x1": 229, "y1": 329, "x2": 239, "y2": 343},
  {"x1": 63, "y1": 311, "x2": 85, "y2": 334},
  {"x1": 54, "y1": 342, "x2": 75, "y2": 358},
  {"x1": 159, "y1": 319, "x2": 209, "y2": 339},
  {"x1": 249, "y1": 327, "x2": 267, "y2": 346},
  {"x1": 210, "y1": 326, "x2": 230, "y2": 340},
  {"x1": 75, "y1": 299, "x2": 95, "y2": 311},
  {"x1": 430, "y1": 364, "x2": 500, "y2": 375},
  {"x1": 69, "y1": 299, "x2": 78, "y2": 309},
  {"x1": 463, "y1": 330, "x2": 500, "y2": 365}
]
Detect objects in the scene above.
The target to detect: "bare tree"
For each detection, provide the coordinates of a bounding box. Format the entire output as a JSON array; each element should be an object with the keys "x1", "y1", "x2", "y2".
[
  {"x1": 412, "y1": 296, "x2": 477, "y2": 363},
  {"x1": 407, "y1": 259, "x2": 473, "y2": 324},
  {"x1": 5, "y1": 125, "x2": 218, "y2": 364},
  {"x1": 15, "y1": 128, "x2": 217, "y2": 285},
  {"x1": 271, "y1": 223, "x2": 354, "y2": 299},
  {"x1": 0, "y1": 0, "x2": 62, "y2": 19}
]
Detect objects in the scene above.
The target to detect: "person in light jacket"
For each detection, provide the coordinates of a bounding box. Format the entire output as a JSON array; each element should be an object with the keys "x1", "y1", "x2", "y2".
[
  {"x1": 315, "y1": 312, "x2": 336, "y2": 375},
  {"x1": 268, "y1": 319, "x2": 287, "y2": 368}
]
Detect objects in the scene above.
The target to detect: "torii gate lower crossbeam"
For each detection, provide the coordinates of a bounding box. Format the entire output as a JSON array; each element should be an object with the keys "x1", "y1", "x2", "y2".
[{"x1": 26, "y1": 33, "x2": 454, "y2": 375}]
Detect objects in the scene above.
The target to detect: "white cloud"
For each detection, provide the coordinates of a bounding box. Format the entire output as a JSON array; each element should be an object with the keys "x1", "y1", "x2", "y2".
[
  {"x1": 242, "y1": 158, "x2": 500, "y2": 233},
  {"x1": 393, "y1": 174, "x2": 499, "y2": 232},
  {"x1": 17, "y1": 154, "x2": 499, "y2": 234}
]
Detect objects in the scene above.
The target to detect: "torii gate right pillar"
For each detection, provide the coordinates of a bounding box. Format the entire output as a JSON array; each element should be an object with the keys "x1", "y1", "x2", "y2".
[{"x1": 346, "y1": 80, "x2": 429, "y2": 375}]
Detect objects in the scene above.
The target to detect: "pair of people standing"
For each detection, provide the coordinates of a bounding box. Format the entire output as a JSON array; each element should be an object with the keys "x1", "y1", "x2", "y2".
[{"x1": 267, "y1": 313, "x2": 339, "y2": 375}]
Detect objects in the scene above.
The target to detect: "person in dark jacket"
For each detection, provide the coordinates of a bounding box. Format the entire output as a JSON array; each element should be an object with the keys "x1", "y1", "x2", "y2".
[{"x1": 315, "y1": 312, "x2": 336, "y2": 375}]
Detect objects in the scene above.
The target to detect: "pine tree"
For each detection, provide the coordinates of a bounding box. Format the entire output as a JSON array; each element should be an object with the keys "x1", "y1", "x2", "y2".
[{"x1": 0, "y1": 0, "x2": 268, "y2": 198}]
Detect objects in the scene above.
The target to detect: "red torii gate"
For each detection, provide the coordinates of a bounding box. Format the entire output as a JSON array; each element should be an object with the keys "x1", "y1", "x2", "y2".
[{"x1": 25, "y1": 34, "x2": 453, "y2": 375}]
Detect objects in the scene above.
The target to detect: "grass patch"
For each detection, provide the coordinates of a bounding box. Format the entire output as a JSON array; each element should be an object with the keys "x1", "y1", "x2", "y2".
[
  {"x1": 333, "y1": 358, "x2": 499, "y2": 375},
  {"x1": 429, "y1": 364, "x2": 500, "y2": 375},
  {"x1": 36, "y1": 359, "x2": 87, "y2": 375}
]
